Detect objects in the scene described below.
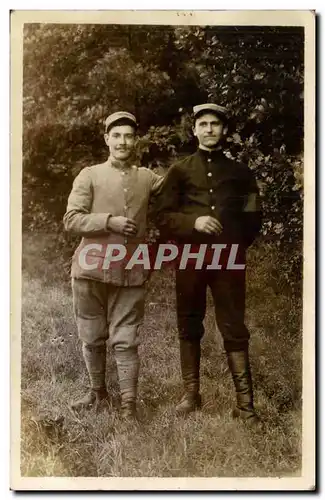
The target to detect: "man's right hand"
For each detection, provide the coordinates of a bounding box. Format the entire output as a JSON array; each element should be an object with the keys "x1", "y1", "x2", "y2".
[
  {"x1": 107, "y1": 216, "x2": 138, "y2": 236},
  {"x1": 194, "y1": 216, "x2": 223, "y2": 235}
]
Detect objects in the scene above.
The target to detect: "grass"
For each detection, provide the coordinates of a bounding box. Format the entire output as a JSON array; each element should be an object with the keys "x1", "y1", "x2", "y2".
[{"x1": 20, "y1": 232, "x2": 302, "y2": 477}]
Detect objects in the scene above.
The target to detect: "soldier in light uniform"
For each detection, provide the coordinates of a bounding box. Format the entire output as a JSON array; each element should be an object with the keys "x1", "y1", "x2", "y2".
[
  {"x1": 155, "y1": 103, "x2": 262, "y2": 422},
  {"x1": 64, "y1": 111, "x2": 162, "y2": 418}
]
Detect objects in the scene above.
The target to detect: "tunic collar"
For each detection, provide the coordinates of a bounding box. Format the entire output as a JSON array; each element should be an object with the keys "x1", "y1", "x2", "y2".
[
  {"x1": 197, "y1": 147, "x2": 224, "y2": 162},
  {"x1": 107, "y1": 155, "x2": 135, "y2": 171}
]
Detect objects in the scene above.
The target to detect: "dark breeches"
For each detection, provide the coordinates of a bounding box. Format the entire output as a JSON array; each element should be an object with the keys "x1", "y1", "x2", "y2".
[{"x1": 175, "y1": 269, "x2": 250, "y2": 352}]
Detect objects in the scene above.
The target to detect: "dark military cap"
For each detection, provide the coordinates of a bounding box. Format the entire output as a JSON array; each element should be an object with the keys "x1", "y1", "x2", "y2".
[{"x1": 193, "y1": 103, "x2": 228, "y2": 120}]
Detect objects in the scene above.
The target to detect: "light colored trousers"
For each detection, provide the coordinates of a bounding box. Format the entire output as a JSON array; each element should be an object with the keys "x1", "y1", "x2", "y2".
[
  {"x1": 72, "y1": 278, "x2": 145, "y2": 398},
  {"x1": 72, "y1": 278, "x2": 145, "y2": 350}
]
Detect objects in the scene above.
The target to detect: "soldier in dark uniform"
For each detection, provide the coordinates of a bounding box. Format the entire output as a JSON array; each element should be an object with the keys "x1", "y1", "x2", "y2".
[{"x1": 155, "y1": 103, "x2": 262, "y2": 422}]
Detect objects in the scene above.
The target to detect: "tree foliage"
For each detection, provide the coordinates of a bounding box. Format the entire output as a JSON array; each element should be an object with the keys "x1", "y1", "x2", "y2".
[{"x1": 22, "y1": 24, "x2": 304, "y2": 290}]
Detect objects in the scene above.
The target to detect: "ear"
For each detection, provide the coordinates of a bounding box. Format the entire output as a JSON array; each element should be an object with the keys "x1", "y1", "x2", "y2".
[
  {"x1": 222, "y1": 125, "x2": 228, "y2": 136},
  {"x1": 104, "y1": 133, "x2": 110, "y2": 146},
  {"x1": 192, "y1": 125, "x2": 197, "y2": 138}
]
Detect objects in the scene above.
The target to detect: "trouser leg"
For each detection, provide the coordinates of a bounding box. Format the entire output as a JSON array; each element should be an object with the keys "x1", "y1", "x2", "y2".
[
  {"x1": 71, "y1": 278, "x2": 109, "y2": 408},
  {"x1": 208, "y1": 270, "x2": 249, "y2": 352},
  {"x1": 108, "y1": 285, "x2": 145, "y2": 417},
  {"x1": 175, "y1": 270, "x2": 207, "y2": 414},
  {"x1": 208, "y1": 270, "x2": 257, "y2": 419}
]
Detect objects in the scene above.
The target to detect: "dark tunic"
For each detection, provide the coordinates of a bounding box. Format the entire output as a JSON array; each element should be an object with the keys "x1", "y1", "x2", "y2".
[{"x1": 155, "y1": 148, "x2": 261, "y2": 248}]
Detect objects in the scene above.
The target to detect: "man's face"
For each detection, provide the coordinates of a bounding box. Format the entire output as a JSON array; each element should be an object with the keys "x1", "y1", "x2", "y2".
[
  {"x1": 104, "y1": 124, "x2": 135, "y2": 161},
  {"x1": 193, "y1": 113, "x2": 227, "y2": 149}
]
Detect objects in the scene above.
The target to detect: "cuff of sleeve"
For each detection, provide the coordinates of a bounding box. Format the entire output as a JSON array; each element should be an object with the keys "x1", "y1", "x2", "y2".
[{"x1": 182, "y1": 214, "x2": 198, "y2": 236}]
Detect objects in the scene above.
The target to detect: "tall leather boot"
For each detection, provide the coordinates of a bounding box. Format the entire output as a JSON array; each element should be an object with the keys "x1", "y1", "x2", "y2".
[
  {"x1": 226, "y1": 349, "x2": 258, "y2": 422},
  {"x1": 175, "y1": 339, "x2": 202, "y2": 415},
  {"x1": 71, "y1": 343, "x2": 108, "y2": 410},
  {"x1": 115, "y1": 348, "x2": 140, "y2": 419}
]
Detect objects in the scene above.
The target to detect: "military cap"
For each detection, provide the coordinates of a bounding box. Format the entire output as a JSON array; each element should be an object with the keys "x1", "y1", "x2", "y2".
[
  {"x1": 105, "y1": 111, "x2": 137, "y2": 132},
  {"x1": 193, "y1": 103, "x2": 228, "y2": 119}
]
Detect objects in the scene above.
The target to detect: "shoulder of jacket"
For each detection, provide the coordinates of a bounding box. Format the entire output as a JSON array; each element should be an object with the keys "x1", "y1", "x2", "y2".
[
  {"x1": 237, "y1": 161, "x2": 254, "y2": 178},
  {"x1": 87, "y1": 161, "x2": 109, "y2": 172},
  {"x1": 223, "y1": 156, "x2": 253, "y2": 176},
  {"x1": 135, "y1": 166, "x2": 155, "y2": 179},
  {"x1": 137, "y1": 166, "x2": 152, "y2": 174},
  {"x1": 179, "y1": 152, "x2": 198, "y2": 165},
  {"x1": 170, "y1": 153, "x2": 197, "y2": 171},
  {"x1": 76, "y1": 162, "x2": 107, "y2": 176}
]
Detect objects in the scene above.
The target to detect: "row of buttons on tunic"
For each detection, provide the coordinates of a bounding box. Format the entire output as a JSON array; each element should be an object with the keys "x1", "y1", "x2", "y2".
[
  {"x1": 124, "y1": 181, "x2": 128, "y2": 242},
  {"x1": 122, "y1": 172, "x2": 130, "y2": 244},
  {"x1": 207, "y1": 158, "x2": 215, "y2": 210}
]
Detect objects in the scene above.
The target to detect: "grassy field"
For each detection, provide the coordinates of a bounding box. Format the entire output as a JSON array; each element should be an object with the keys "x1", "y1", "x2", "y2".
[{"x1": 20, "y1": 233, "x2": 302, "y2": 477}]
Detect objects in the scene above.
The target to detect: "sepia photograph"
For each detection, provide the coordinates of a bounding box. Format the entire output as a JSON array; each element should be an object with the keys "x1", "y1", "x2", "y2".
[{"x1": 10, "y1": 10, "x2": 315, "y2": 490}]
